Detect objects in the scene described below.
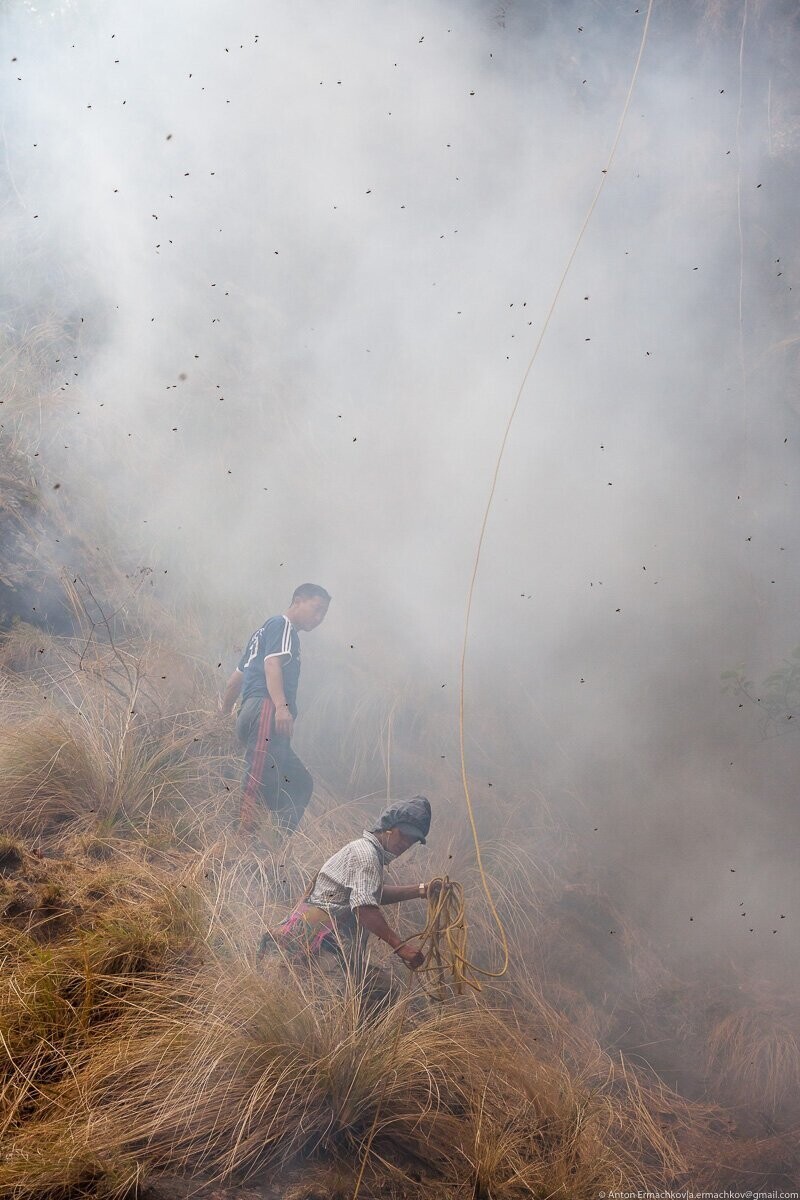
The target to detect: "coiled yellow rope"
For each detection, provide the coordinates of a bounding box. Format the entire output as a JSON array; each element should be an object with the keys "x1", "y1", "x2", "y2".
[
  {"x1": 417, "y1": 877, "x2": 477, "y2": 996},
  {"x1": 414, "y1": 876, "x2": 489, "y2": 999}
]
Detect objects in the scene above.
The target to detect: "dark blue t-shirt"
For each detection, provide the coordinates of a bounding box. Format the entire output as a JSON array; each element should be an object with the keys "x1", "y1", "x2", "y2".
[{"x1": 238, "y1": 615, "x2": 301, "y2": 715}]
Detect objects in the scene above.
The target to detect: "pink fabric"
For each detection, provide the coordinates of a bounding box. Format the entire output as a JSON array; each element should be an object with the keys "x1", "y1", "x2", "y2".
[{"x1": 274, "y1": 903, "x2": 337, "y2": 954}]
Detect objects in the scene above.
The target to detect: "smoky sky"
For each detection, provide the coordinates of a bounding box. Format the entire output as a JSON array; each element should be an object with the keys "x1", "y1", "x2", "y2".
[{"x1": 2, "y1": 0, "x2": 800, "y2": 976}]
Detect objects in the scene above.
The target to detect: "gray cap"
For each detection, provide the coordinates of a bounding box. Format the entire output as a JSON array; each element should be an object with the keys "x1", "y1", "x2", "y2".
[{"x1": 371, "y1": 795, "x2": 431, "y2": 844}]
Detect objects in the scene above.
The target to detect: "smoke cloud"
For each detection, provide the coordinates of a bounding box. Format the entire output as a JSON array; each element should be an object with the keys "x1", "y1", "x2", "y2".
[{"x1": 2, "y1": 0, "x2": 799, "y2": 980}]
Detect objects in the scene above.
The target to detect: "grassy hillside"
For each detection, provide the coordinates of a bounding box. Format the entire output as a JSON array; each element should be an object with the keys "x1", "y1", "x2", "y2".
[{"x1": 0, "y1": 605, "x2": 796, "y2": 1197}]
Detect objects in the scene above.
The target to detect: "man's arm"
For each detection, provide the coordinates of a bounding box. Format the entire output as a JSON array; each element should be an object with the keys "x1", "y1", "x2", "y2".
[
  {"x1": 221, "y1": 669, "x2": 243, "y2": 714},
  {"x1": 355, "y1": 904, "x2": 424, "y2": 969},
  {"x1": 380, "y1": 882, "x2": 429, "y2": 904},
  {"x1": 264, "y1": 654, "x2": 293, "y2": 736}
]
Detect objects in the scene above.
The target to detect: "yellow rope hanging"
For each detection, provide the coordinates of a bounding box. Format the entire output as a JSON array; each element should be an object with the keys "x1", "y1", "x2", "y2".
[
  {"x1": 353, "y1": 9, "x2": 656, "y2": 1195},
  {"x1": 456, "y1": 0, "x2": 655, "y2": 981}
]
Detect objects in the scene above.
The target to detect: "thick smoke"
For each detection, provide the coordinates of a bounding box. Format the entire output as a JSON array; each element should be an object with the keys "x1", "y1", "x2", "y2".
[{"x1": 2, "y1": 0, "x2": 799, "y2": 979}]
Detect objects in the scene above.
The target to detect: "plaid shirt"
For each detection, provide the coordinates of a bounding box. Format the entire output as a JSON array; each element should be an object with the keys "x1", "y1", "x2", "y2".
[{"x1": 307, "y1": 831, "x2": 391, "y2": 919}]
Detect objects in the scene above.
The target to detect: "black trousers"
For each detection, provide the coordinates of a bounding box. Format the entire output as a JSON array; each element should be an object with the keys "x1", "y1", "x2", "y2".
[{"x1": 236, "y1": 695, "x2": 313, "y2": 833}]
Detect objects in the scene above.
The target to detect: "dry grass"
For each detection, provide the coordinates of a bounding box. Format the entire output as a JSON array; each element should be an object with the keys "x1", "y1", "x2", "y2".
[
  {"x1": 0, "y1": 719, "x2": 104, "y2": 838},
  {"x1": 0, "y1": 955, "x2": 725, "y2": 1198},
  {"x1": 0, "y1": 817, "x2": 792, "y2": 1197},
  {"x1": 0, "y1": 585, "x2": 796, "y2": 1194},
  {"x1": 0, "y1": 809, "x2": 791, "y2": 1197},
  {"x1": 0, "y1": 622, "x2": 60, "y2": 674},
  {"x1": 0, "y1": 700, "x2": 231, "y2": 849},
  {"x1": 706, "y1": 1005, "x2": 800, "y2": 1128},
  {"x1": 0, "y1": 704, "x2": 794, "y2": 1196}
]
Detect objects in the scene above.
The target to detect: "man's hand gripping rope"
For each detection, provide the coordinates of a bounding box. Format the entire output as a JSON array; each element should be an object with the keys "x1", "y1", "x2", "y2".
[{"x1": 393, "y1": 876, "x2": 501, "y2": 1000}]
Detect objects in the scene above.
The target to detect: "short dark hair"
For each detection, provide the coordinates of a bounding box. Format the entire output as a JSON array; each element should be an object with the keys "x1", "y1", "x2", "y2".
[{"x1": 292, "y1": 583, "x2": 331, "y2": 603}]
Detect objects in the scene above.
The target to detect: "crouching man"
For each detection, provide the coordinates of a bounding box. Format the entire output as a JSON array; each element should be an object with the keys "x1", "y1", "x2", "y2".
[{"x1": 262, "y1": 796, "x2": 435, "y2": 972}]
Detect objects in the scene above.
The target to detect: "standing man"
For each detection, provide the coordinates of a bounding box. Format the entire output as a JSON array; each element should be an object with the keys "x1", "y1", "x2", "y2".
[{"x1": 221, "y1": 583, "x2": 331, "y2": 833}]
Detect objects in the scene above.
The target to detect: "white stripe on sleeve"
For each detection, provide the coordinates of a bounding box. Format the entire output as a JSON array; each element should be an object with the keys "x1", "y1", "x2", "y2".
[
  {"x1": 242, "y1": 631, "x2": 260, "y2": 669},
  {"x1": 264, "y1": 617, "x2": 293, "y2": 660}
]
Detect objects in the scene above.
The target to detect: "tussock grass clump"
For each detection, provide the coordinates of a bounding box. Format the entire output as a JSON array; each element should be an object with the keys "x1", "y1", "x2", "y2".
[
  {"x1": 0, "y1": 857, "x2": 211, "y2": 1103},
  {"x1": 0, "y1": 621, "x2": 60, "y2": 674},
  {"x1": 540, "y1": 980, "x2": 612, "y2": 1042},
  {"x1": 706, "y1": 1005, "x2": 800, "y2": 1127},
  {"x1": 76, "y1": 969, "x2": 469, "y2": 1180},
  {"x1": 84, "y1": 910, "x2": 171, "y2": 980},
  {"x1": 0, "y1": 1114, "x2": 142, "y2": 1200},
  {"x1": 0, "y1": 830, "x2": 795, "y2": 1196},
  {"x1": 1, "y1": 962, "x2": 757, "y2": 1197},
  {"x1": 0, "y1": 834, "x2": 26, "y2": 875},
  {"x1": 0, "y1": 719, "x2": 102, "y2": 837},
  {"x1": 534, "y1": 885, "x2": 636, "y2": 1006},
  {"x1": 0, "y1": 944, "x2": 91, "y2": 1110},
  {"x1": 0, "y1": 709, "x2": 230, "y2": 847}
]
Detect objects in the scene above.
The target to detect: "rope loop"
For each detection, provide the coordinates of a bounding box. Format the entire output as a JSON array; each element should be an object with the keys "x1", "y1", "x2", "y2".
[{"x1": 398, "y1": 877, "x2": 507, "y2": 1001}]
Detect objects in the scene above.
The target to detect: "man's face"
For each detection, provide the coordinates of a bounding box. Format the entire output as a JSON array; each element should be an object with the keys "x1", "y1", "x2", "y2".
[
  {"x1": 294, "y1": 596, "x2": 330, "y2": 631},
  {"x1": 384, "y1": 828, "x2": 419, "y2": 857}
]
